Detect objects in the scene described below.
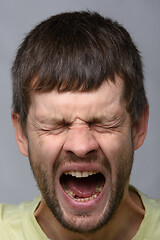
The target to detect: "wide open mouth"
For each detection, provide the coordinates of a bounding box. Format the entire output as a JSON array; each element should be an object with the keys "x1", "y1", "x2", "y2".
[{"x1": 60, "y1": 171, "x2": 105, "y2": 202}]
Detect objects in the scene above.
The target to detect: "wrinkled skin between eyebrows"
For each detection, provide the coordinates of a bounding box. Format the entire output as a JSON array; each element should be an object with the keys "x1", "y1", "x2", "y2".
[{"x1": 12, "y1": 76, "x2": 148, "y2": 238}]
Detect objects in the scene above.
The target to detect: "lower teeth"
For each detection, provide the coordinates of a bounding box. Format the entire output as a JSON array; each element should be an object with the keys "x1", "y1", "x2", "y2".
[{"x1": 65, "y1": 186, "x2": 103, "y2": 202}]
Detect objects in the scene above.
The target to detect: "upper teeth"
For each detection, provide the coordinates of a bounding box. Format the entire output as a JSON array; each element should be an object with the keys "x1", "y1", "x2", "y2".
[{"x1": 64, "y1": 171, "x2": 98, "y2": 178}]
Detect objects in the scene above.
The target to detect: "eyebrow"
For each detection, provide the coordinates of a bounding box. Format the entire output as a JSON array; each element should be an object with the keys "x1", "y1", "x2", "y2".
[
  {"x1": 87, "y1": 113, "x2": 126, "y2": 124},
  {"x1": 36, "y1": 117, "x2": 68, "y2": 126},
  {"x1": 35, "y1": 112, "x2": 126, "y2": 126}
]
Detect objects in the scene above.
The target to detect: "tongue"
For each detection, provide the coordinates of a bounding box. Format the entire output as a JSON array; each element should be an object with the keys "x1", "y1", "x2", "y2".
[{"x1": 67, "y1": 175, "x2": 98, "y2": 198}]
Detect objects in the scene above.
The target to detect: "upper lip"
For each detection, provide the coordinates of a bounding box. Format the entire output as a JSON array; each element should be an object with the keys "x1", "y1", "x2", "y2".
[{"x1": 58, "y1": 163, "x2": 107, "y2": 180}]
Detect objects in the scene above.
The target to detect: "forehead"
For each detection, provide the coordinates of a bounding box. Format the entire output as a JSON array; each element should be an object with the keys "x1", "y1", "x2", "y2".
[{"x1": 29, "y1": 77, "x2": 125, "y2": 121}]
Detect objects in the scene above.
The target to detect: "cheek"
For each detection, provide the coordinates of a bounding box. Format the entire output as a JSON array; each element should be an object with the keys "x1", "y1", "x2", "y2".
[
  {"x1": 97, "y1": 133, "x2": 133, "y2": 185},
  {"x1": 28, "y1": 135, "x2": 65, "y2": 167},
  {"x1": 96, "y1": 132, "x2": 132, "y2": 162}
]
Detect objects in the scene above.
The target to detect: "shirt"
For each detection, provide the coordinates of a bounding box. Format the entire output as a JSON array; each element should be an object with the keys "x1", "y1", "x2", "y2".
[{"x1": 0, "y1": 189, "x2": 160, "y2": 239}]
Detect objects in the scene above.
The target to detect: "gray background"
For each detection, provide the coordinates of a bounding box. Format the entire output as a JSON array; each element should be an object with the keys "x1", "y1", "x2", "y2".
[{"x1": 0, "y1": 0, "x2": 160, "y2": 204}]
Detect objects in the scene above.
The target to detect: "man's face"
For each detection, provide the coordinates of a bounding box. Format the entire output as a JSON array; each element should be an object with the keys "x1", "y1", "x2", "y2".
[{"x1": 24, "y1": 77, "x2": 134, "y2": 232}]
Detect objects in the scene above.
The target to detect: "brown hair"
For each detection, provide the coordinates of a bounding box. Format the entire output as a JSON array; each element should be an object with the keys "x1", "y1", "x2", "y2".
[{"x1": 11, "y1": 11, "x2": 148, "y2": 129}]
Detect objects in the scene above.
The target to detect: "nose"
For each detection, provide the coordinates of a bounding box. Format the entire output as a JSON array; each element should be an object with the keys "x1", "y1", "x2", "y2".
[{"x1": 63, "y1": 124, "x2": 99, "y2": 158}]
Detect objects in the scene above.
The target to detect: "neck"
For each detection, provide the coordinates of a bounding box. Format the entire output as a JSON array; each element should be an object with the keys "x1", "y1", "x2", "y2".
[{"x1": 34, "y1": 187, "x2": 145, "y2": 240}]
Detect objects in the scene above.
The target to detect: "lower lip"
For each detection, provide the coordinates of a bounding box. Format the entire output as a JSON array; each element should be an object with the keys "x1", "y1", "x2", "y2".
[{"x1": 58, "y1": 180, "x2": 107, "y2": 210}]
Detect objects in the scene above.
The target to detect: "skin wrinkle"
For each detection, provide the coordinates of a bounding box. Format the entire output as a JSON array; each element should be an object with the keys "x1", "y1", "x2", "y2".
[
  {"x1": 28, "y1": 109, "x2": 127, "y2": 137},
  {"x1": 27, "y1": 78, "x2": 125, "y2": 124}
]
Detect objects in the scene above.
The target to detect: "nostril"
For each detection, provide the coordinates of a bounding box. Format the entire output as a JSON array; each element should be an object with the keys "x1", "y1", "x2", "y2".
[
  {"x1": 64, "y1": 150, "x2": 98, "y2": 162},
  {"x1": 66, "y1": 149, "x2": 97, "y2": 158},
  {"x1": 87, "y1": 149, "x2": 97, "y2": 155}
]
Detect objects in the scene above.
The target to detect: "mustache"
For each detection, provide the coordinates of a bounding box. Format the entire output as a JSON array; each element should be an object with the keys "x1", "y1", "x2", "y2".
[{"x1": 53, "y1": 151, "x2": 111, "y2": 174}]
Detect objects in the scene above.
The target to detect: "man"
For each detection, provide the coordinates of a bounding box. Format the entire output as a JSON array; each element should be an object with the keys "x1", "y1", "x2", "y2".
[{"x1": 0, "y1": 11, "x2": 159, "y2": 239}]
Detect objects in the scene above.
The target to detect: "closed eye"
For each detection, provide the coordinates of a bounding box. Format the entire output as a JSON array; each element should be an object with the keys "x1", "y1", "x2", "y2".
[
  {"x1": 90, "y1": 123, "x2": 119, "y2": 133},
  {"x1": 34, "y1": 123, "x2": 70, "y2": 136},
  {"x1": 89, "y1": 114, "x2": 126, "y2": 133},
  {"x1": 42, "y1": 124, "x2": 70, "y2": 135}
]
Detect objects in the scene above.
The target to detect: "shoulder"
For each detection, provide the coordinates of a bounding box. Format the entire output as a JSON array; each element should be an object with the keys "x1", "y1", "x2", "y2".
[
  {"x1": 0, "y1": 197, "x2": 40, "y2": 239},
  {"x1": 140, "y1": 191, "x2": 160, "y2": 214},
  {"x1": 130, "y1": 185, "x2": 160, "y2": 212},
  {"x1": 0, "y1": 203, "x2": 23, "y2": 238},
  {"x1": 135, "y1": 190, "x2": 160, "y2": 239}
]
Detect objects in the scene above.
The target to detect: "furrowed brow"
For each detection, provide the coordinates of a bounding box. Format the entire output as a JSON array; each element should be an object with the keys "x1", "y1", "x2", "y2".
[
  {"x1": 88, "y1": 114, "x2": 126, "y2": 124},
  {"x1": 37, "y1": 117, "x2": 68, "y2": 126}
]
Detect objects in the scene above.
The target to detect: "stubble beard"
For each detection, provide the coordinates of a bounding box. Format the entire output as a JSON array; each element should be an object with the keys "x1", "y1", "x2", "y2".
[{"x1": 28, "y1": 146, "x2": 134, "y2": 233}]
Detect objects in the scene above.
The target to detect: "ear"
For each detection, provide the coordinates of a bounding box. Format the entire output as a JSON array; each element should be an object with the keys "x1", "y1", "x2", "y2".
[
  {"x1": 132, "y1": 105, "x2": 149, "y2": 150},
  {"x1": 11, "y1": 112, "x2": 29, "y2": 157}
]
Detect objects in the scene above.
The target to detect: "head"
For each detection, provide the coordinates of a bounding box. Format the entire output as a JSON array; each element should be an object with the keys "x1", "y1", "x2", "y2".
[
  {"x1": 11, "y1": 11, "x2": 149, "y2": 233},
  {"x1": 12, "y1": 11, "x2": 147, "y2": 130}
]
